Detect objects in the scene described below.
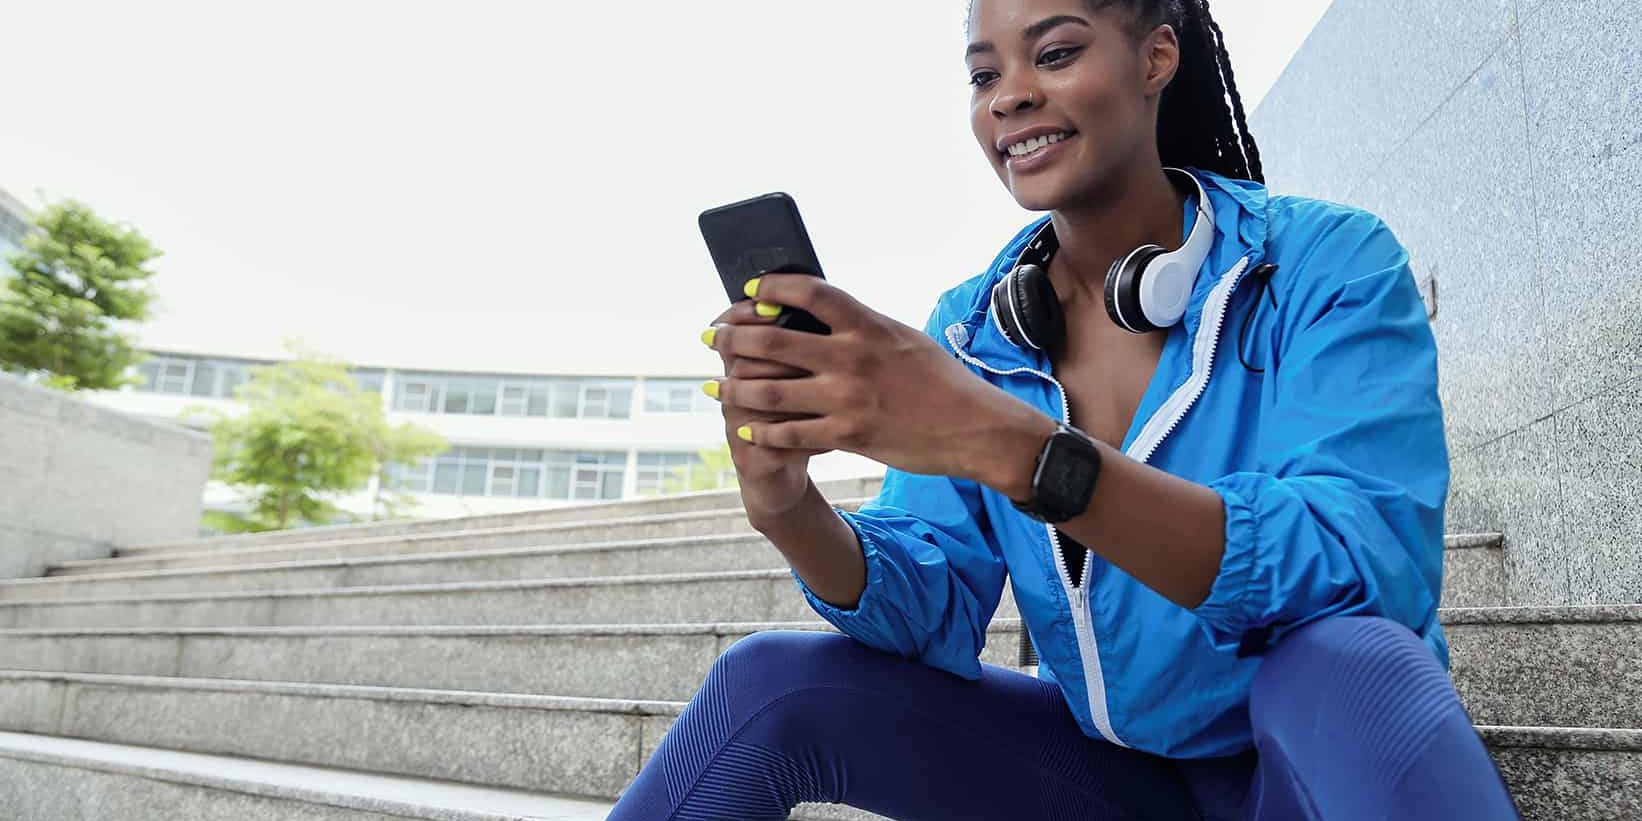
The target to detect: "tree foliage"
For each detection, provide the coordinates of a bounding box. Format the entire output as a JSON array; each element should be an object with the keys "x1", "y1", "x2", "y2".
[
  {"x1": 0, "y1": 200, "x2": 161, "y2": 391},
  {"x1": 186, "y1": 347, "x2": 447, "y2": 531}
]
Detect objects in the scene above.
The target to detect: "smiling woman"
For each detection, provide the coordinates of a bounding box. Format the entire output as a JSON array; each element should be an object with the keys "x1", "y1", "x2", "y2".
[{"x1": 609, "y1": 1, "x2": 1522, "y2": 819}]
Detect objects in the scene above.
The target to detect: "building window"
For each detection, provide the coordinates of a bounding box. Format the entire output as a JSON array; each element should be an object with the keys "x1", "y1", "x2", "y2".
[
  {"x1": 389, "y1": 446, "x2": 625, "y2": 501},
  {"x1": 390, "y1": 374, "x2": 631, "y2": 419},
  {"x1": 635, "y1": 451, "x2": 736, "y2": 496},
  {"x1": 644, "y1": 379, "x2": 717, "y2": 414}
]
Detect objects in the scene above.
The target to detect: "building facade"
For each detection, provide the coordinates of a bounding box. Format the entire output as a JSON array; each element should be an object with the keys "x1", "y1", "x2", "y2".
[{"x1": 87, "y1": 348, "x2": 882, "y2": 521}]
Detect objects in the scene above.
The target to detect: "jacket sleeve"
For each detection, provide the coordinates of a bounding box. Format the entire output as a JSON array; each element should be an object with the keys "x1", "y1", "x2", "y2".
[
  {"x1": 1191, "y1": 214, "x2": 1449, "y2": 654},
  {"x1": 791, "y1": 303, "x2": 1009, "y2": 681}
]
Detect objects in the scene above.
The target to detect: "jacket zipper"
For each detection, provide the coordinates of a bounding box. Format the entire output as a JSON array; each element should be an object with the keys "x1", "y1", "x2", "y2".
[
  {"x1": 942, "y1": 252, "x2": 1255, "y2": 749},
  {"x1": 945, "y1": 325, "x2": 1121, "y2": 745}
]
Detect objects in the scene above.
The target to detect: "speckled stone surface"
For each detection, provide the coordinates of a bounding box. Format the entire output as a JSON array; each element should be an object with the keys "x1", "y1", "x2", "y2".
[
  {"x1": 1447, "y1": 419, "x2": 1569, "y2": 605},
  {"x1": 1445, "y1": 612, "x2": 1642, "y2": 727},
  {"x1": 1351, "y1": 33, "x2": 1554, "y2": 452},
  {"x1": 0, "y1": 671, "x2": 679, "y2": 799},
  {"x1": 0, "y1": 732, "x2": 619, "y2": 820},
  {"x1": 1495, "y1": 749, "x2": 1642, "y2": 821},
  {"x1": 1251, "y1": 0, "x2": 1517, "y2": 203},
  {"x1": 1557, "y1": 377, "x2": 1642, "y2": 605},
  {"x1": 1520, "y1": 0, "x2": 1642, "y2": 408},
  {"x1": 1443, "y1": 538, "x2": 1507, "y2": 608},
  {"x1": 0, "y1": 756, "x2": 419, "y2": 821}
]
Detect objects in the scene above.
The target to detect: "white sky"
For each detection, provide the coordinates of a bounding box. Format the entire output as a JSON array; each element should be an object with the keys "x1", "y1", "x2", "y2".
[{"x1": 0, "y1": 0, "x2": 1331, "y2": 377}]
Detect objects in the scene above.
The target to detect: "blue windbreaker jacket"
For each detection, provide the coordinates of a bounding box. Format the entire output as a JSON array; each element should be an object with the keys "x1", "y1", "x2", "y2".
[{"x1": 793, "y1": 167, "x2": 1450, "y2": 759}]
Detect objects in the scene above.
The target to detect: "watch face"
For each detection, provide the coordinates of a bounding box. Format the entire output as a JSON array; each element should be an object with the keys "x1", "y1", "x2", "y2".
[{"x1": 1039, "y1": 431, "x2": 1099, "y2": 519}]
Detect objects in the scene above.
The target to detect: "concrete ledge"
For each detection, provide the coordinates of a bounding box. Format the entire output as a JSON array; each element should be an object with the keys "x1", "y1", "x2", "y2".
[
  {"x1": 0, "y1": 376, "x2": 211, "y2": 578},
  {"x1": 0, "y1": 731, "x2": 614, "y2": 821}
]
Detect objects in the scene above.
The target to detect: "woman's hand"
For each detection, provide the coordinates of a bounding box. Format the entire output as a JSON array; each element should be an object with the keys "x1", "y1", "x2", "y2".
[
  {"x1": 705, "y1": 298, "x2": 831, "y2": 523},
  {"x1": 702, "y1": 274, "x2": 1053, "y2": 493}
]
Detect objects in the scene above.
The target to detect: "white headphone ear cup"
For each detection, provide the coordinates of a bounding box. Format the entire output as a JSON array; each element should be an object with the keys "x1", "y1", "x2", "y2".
[
  {"x1": 1137, "y1": 256, "x2": 1194, "y2": 329},
  {"x1": 1105, "y1": 246, "x2": 1165, "y2": 334}
]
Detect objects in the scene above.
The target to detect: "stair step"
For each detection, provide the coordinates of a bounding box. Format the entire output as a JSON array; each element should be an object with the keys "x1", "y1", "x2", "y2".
[
  {"x1": 0, "y1": 621, "x2": 1018, "y2": 702},
  {"x1": 12, "y1": 532, "x2": 787, "y2": 601},
  {"x1": 0, "y1": 670, "x2": 1631, "y2": 821},
  {"x1": 1, "y1": 604, "x2": 1630, "y2": 729},
  {"x1": 22, "y1": 532, "x2": 1505, "y2": 616},
  {"x1": 0, "y1": 569, "x2": 896, "y2": 629},
  {"x1": 51, "y1": 500, "x2": 862, "y2": 577},
  {"x1": 1446, "y1": 605, "x2": 1642, "y2": 729},
  {"x1": 117, "y1": 477, "x2": 884, "y2": 557},
  {"x1": 0, "y1": 730, "x2": 614, "y2": 820}
]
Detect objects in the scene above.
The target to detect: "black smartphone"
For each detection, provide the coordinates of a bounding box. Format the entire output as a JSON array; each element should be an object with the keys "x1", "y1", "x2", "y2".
[{"x1": 698, "y1": 192, "x2": 832, "y2": 335}]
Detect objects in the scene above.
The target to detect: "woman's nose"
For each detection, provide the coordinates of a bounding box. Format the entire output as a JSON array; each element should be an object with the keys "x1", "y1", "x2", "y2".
[{"x1": 990, "y1": 86, "x2": 1038, "y2": 119}]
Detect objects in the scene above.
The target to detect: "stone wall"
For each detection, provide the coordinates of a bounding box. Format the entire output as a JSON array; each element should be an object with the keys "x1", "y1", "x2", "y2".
[
  {"x1": 1252, "y1": 0, "x2": 1641, "y2": 606},
  {"x1": 0, "y1": 376, "x2": 212, "y2": 579}
]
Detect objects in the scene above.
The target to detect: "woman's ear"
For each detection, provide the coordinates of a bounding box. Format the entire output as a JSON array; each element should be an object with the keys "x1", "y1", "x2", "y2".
[{"x1": 1141, "y1": 23, "x2": 1180, "y2": 98}]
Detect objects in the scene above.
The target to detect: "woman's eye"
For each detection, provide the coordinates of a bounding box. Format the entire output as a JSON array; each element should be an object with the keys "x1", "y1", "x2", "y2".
[
  {"x1": 1038, "y1": 46, "x2": 1083, "y2": 67},
  {"x1": 969, "y1": 70, "x2": 999, "y2": 89}
]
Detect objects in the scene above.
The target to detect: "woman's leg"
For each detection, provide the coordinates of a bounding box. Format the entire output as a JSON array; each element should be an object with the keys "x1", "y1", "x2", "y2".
[
  {"x1": 1241, "y1": 616, "x2": 1520, "y2": 820},
  {"x1": 608, "y1": 630, "x2": 1206, "y2": 821}
]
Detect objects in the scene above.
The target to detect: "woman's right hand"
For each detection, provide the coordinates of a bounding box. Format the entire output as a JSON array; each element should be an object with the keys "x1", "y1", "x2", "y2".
[{"x1": 704, "y1": 300, "x2": 830, "y2": 524}]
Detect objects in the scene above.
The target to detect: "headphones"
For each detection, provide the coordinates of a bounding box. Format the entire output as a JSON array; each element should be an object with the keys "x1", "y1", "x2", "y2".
[{"x1": 989, "y1": 167, "x2": 1217, "y2": 351}]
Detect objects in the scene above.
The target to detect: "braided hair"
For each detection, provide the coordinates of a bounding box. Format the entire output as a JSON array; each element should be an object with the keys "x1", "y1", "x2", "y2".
[{"x1": 1093, "y1": 0, "x2": 1263, "y2": 183}]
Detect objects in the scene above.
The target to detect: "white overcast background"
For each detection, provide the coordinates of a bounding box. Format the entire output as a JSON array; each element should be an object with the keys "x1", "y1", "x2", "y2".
[{"x1": 0, "y1": 0, "x2": 1330, "y2": 377}]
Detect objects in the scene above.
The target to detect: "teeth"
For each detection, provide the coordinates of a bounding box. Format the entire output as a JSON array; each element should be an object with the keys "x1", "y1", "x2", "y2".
[{"x1": 1007, "y1": 132, "x2": 1070, "y2": 158}]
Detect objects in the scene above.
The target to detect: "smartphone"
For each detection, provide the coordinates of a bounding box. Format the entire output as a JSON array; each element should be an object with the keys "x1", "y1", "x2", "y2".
[{"x1": 698, "y1": 192, "x2": 832, "y2": 335}]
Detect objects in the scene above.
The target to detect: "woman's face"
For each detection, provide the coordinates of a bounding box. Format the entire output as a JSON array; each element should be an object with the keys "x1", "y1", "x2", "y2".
[{"x1": 966, "y1": 0, "x2": 1173, "y2": 211}]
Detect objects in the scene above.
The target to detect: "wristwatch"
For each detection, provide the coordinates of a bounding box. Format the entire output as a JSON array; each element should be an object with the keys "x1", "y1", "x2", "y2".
[{"x1": 1010, "y1": 423, "x2": 1102, "y2": 524}]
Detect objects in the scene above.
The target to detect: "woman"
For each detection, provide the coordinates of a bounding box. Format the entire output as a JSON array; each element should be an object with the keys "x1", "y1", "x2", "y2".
[{"x1": 610, "y1": 0, "x2": 1520, "y2": 818}]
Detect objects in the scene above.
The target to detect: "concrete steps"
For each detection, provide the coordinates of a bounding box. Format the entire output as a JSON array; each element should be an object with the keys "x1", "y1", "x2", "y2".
[
  {"x1": 46, "y1": 501, "x2": 866, "y2": 578},
  {"x1": 0, "y1": 730, "x2": 614, "y2": 821},
  {"x1": 112, "y1": 477, "x2": 884, "y2": 558},
  {"x1": 1, "y1": 670, "x2": 1635, "y2": 819},
  {"x1": 0, "y1": 459, "x2": 1629, "y2": 820}
]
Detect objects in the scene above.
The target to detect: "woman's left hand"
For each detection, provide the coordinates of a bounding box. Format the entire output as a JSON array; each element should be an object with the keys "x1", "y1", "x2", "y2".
[{"x1": 703, "y1": 273, "x2": 1052, "y2": 485}]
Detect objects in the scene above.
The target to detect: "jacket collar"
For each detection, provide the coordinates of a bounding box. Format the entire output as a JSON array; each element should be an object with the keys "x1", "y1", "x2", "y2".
[{"x1": 944, "y1": 167, "x2": 1270, "y2": 372}]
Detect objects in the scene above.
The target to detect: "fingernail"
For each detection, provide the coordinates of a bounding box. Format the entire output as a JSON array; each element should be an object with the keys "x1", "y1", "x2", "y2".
[
  {"x1": 700, "y1": 327, "x2": 717, "y2": 348},
  {"x1": 755, "y1": 301, "x2": 782, "y2": 318},
  {"x1": 737, "y1": 425, "x2": 753, "y2": 443},
  {"x1": 743, "y1": 277, "x2": 762, "y2": 298},
  {"x1": 702, "y1": 380, "x2": 720, "y2": 400}
]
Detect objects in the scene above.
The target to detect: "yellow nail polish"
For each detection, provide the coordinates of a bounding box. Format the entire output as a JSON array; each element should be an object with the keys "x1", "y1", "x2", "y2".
[
  {"x1": 702, "y1": 380, "x2": 720, "y2": 400},
  {"x1": 755, "y1": 301, "x2": 782, "y2": 318},
  {"x1": 700, "y1": 327, "x2": 717, "y2": 348},
  {"x1": 737, "y1": 425, "x2": 753, "y2": 443},
  {"x1": 743, "y1": 277, "x2": 762, "y2": 298}
]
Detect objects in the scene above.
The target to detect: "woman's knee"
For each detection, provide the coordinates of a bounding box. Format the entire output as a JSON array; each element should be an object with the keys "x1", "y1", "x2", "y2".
[
  {"x1": 1250, "y1": 616, "x2": 1460, "y2": 734},
  {"x1": 703, "y1": 630, "x2": 865, "y2": 715}
]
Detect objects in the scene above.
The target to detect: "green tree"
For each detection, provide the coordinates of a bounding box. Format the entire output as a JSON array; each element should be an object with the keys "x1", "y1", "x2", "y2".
[
  {"x1": 185, "y1": 346, "x2": 447, "y2": 532},
  {"x1": 0, "y1": 199, "x2": 161, "y2": 391},
  {"x1": 662, "y1": 444, "x2": 739, "y2": 494}
]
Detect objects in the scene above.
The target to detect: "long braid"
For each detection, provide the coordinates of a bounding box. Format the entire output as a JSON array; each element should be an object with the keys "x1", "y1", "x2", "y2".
[{"x1": 1197, "y1": 2, "x2": 1264, "y2": 182}]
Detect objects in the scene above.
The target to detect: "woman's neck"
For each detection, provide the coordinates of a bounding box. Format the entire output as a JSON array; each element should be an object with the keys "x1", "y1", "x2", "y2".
[{"x1": 1047, "y1": 164, "x2": 1188, "y2": 311}]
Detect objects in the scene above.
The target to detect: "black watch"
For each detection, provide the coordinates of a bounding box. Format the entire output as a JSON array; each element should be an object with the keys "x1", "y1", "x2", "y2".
[{"x1": 1010, "y1": 423, "x2": 1102, "y2": 524}]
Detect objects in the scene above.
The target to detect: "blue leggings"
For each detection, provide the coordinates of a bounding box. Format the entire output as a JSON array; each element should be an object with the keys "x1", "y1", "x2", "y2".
[{"x1": 609, "y1": 616, "x2": 1519, "y2": 820}]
